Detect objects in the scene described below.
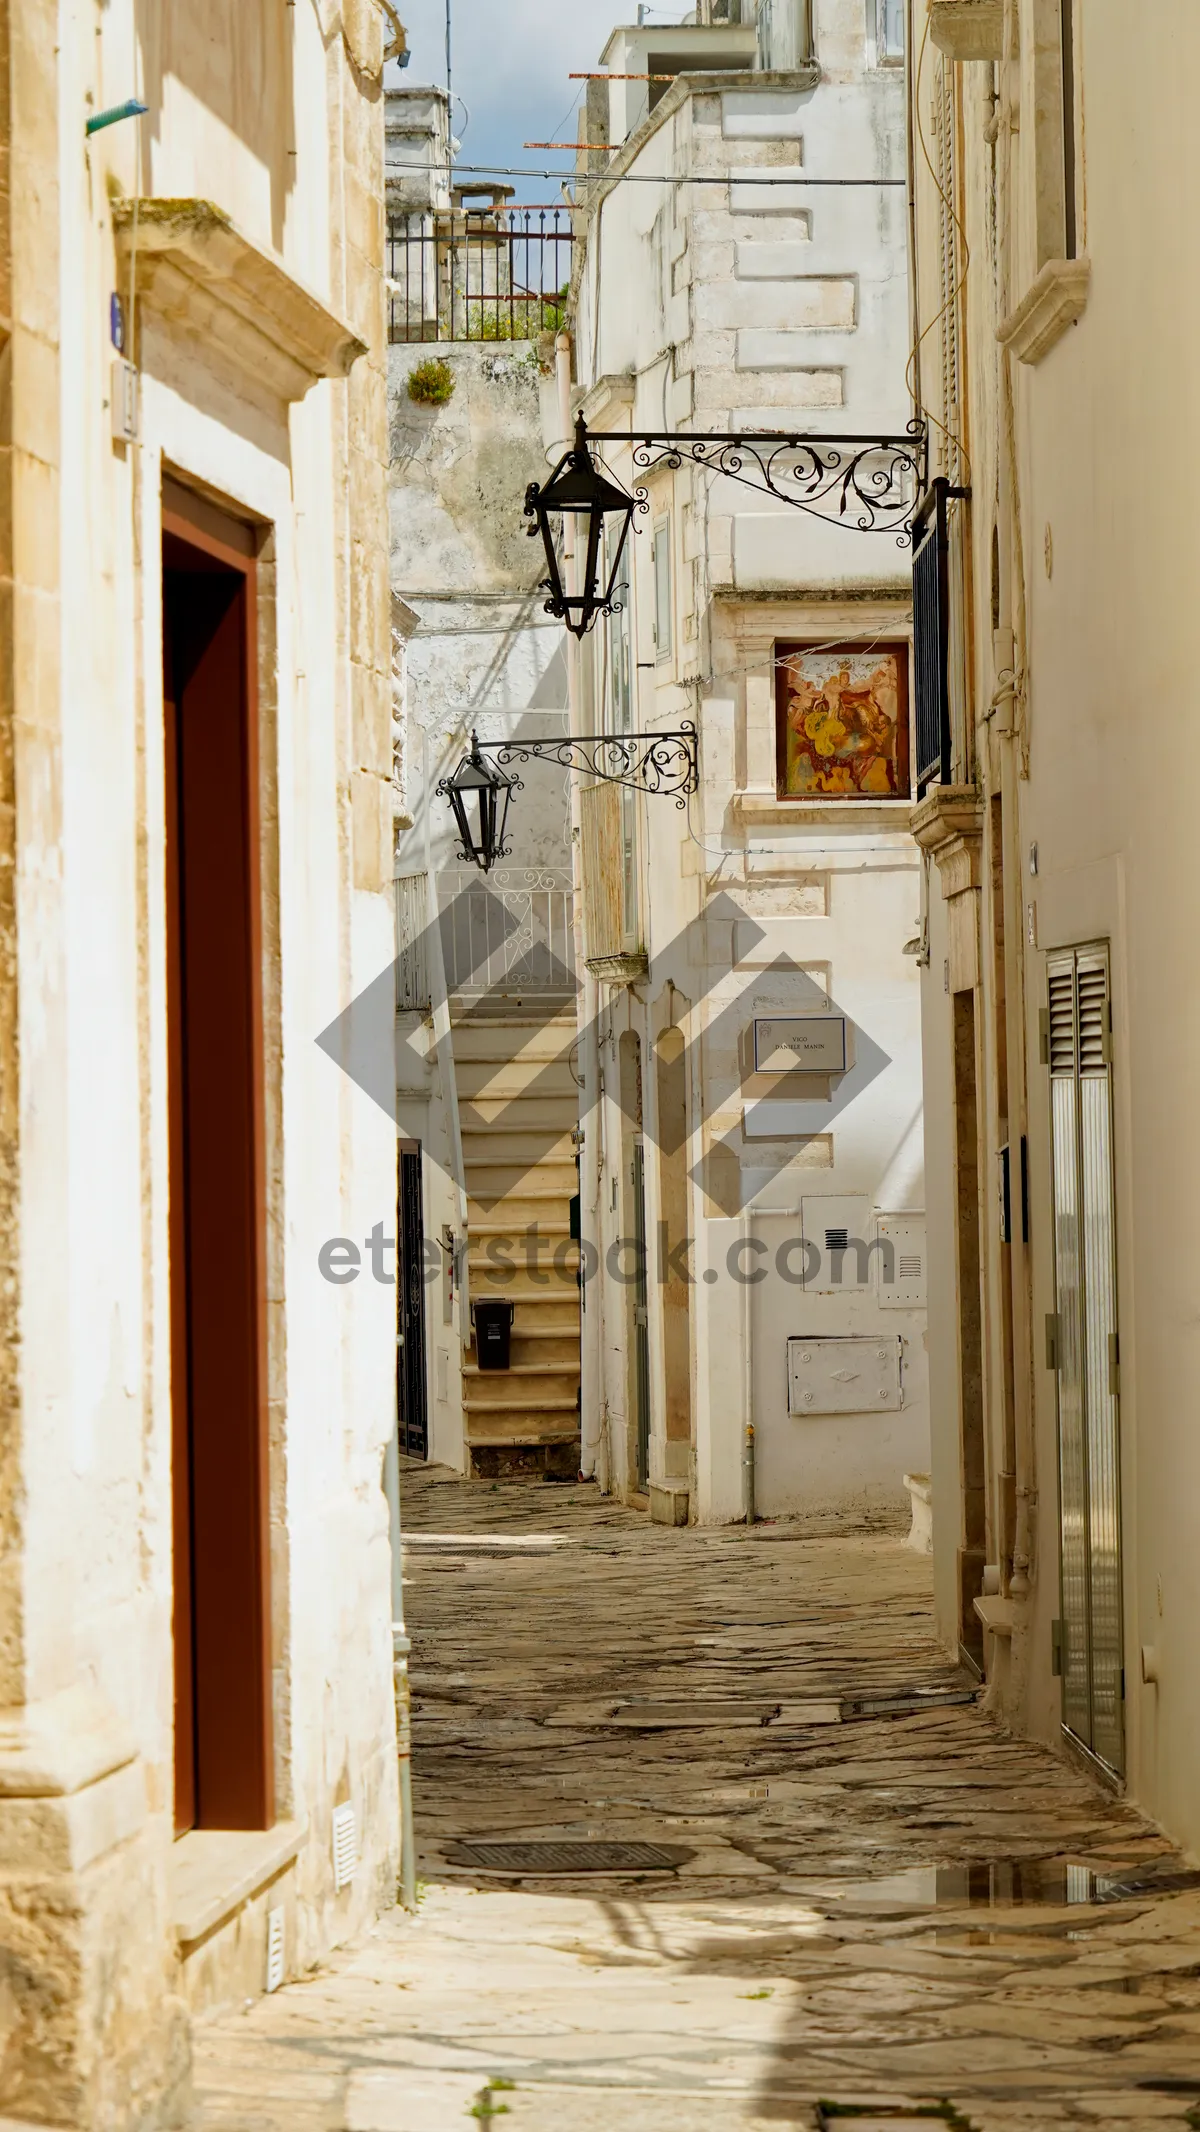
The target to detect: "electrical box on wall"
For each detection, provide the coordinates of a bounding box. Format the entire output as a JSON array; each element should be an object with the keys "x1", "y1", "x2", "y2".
[
  {"x1": 800, "y1": 1195, "x2": 872, "y2": 1291},
  {"x1": 787, "y1": 1334, "x2": 904, "y2": 1415},
  {"x1": 875, "y1": 1214, "x2": 927, "y2": 1308}
]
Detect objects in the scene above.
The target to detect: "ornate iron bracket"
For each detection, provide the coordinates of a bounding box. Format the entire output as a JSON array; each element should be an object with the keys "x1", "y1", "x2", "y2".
[
  {"x1": 471, "y1": 725, "x2": 699, "y2": 809},
  {"x1": 588, "y1": 423, "x2": 927, "y2": 544}
]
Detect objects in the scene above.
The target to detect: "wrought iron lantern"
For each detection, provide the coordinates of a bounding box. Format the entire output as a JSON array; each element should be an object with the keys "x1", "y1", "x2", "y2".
[
  {"x1": 436, "y1": 725, "x2": 699, "y2": 875},
  {"x1": 524, "y1": 415, "x2": 638, "y2": 638},
  {"x1": 437, "y1": 732, "x2": 518, "y2": 872}
]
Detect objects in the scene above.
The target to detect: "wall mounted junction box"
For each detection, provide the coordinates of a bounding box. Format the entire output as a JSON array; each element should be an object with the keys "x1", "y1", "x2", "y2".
[{"x1": 787, "y1": 1334, "x2": 904, "y2": 1416}]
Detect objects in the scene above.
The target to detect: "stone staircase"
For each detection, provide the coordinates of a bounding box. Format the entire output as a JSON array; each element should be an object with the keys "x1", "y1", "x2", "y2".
[{"x1": 450, "y1": 998, "x2": 581, "y2": 1478}]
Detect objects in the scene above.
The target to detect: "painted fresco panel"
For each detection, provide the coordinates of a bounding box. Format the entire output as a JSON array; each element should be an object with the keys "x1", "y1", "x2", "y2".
[{"x1": 776, "y1": 642, "x2": 910, "y2": 799}]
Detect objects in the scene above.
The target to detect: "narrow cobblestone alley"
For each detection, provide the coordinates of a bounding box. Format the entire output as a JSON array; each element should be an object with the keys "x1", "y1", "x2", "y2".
[{"x1": 193, "y1": 1468, "x2": 1200, "y2": 2131}]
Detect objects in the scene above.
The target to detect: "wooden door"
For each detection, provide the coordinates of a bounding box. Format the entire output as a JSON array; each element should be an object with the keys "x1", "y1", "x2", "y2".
[
  {"x1": 398, "y1": 1144, "x2": 429, "y2": 1459},
  {"x1": 164, "y1": 492, "x2": 272, "y2": 1833}
]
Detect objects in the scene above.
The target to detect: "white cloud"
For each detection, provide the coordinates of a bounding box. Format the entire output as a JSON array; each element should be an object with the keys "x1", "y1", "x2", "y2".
[{"x1": 395, "y1": 1, "x2": 694, "y2": 195}]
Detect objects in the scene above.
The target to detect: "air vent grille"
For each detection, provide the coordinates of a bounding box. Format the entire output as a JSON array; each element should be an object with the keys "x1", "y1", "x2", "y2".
[
  {"x1": 265, "y1": 1906, "x2": 285, "y2": 1993},
  {"x1": 1047, "y1": 968, "x2": 1075, "y2": 1074},
  {"x1": 899, "y1": 1254, "x2": 922, "y2": 1280},
  {"x1": 1077, "y1": 963, "x2": 1109, "y2": 1071},
  {"x1": 332, "y1": 1802, "x2": 358, "y2": 1891},
  {"x1": 825, "y1": 1226, "x2": 850, "y2": 1253}
]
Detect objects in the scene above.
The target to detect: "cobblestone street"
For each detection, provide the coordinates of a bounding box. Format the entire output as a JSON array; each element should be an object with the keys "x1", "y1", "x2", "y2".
[{"x1": 193, "y1": 1466, "x2": 1200, "y2": 2129}]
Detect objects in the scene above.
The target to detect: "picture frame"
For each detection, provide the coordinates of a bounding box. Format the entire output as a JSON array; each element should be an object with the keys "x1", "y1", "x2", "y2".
[{"x1": 775, "y1": 640, "x2": 910, "y2": 801}]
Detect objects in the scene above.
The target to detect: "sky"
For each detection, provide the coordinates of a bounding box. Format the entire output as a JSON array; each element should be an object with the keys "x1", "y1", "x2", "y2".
[{"x1": 390, "y1": 0, "x2": 696, "y2": 204}]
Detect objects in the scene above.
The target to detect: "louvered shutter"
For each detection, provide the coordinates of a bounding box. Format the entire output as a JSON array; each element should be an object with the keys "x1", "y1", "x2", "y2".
[{"x1": 1046, "y1": 945, "x2": 1123, "y2": 1776}]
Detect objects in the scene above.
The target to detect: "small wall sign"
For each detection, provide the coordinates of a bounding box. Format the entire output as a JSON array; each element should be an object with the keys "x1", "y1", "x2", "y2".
[{"x1": 753, "y1": 1015, "x2": 847, "y2": 1074}]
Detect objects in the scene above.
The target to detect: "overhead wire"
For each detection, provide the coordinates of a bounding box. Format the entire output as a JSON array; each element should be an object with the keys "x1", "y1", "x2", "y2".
[{"x1": 388, "y1": 159, "x2": 907, "y2": 189}]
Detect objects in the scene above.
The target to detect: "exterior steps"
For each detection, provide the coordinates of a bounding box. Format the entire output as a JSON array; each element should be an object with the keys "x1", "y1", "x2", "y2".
[{"x1": 451, "y1": 999, "x2": 580, "y2": 1479}]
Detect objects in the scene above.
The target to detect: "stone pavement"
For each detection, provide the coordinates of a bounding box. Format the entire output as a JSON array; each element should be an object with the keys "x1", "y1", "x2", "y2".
[{"x1": 192, "y1": 1464, "x2": 1200, "y2": 2129}]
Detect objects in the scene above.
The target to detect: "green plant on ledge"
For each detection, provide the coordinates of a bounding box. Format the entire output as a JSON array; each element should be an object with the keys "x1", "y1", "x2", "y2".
[{"x1": 407, "y1": 356, "x2": 455, "y2": 405}]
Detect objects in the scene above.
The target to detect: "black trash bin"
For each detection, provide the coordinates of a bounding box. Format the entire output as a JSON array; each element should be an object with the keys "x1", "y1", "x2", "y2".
[{"x1": 473, "y1": 1299, "x2": 514, "y2": 1371}]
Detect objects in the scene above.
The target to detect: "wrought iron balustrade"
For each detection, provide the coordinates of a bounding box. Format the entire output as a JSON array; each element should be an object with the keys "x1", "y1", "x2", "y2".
[
  {"x1": 387, "y1": 209, "x2": 574, "y2": 345},
  {"x1": 437, "y1": 869, "x2": 576, "y2": 994}
]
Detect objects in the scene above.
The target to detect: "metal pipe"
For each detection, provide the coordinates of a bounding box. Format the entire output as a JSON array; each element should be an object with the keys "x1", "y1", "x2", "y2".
[
  {"x1": 557, "y1": 329, "x2": 602, "y2": 1487},
  {"x1": 741, "y1": 1209, "x2": 756, "y2": 1522},
  {"x1": 383, "y1": 1421, "x2": 418, "y2": 1911}
]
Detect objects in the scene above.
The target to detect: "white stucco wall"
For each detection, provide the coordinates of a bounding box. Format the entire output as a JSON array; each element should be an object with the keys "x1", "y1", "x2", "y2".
[
  {"x1": 570, "y1": 33, "x2": 926, "y2": 1523},
  {"x1": 2, "y1": 3, "x2": 398, "y2": 2112},
  {"x1": 389, "y1": 340, "x2": 577, "y2": 1477}
]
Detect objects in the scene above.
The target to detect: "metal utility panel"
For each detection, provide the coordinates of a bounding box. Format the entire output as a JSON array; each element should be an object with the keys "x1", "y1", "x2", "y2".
[
  {"x1": 801, "y1": 1194, "x2": 872, "y2": 1292},
  {"x1": 875, "y1": 1215, "x2": 927, "y2": 1308},
  {"x1": 788, "y1": 1335, "x2": 904, "y2": 1416}
]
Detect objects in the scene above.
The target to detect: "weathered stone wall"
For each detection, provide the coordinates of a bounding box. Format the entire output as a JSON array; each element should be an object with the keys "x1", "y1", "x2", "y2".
[
  {"x1": 0, "y1": 1, "x2": 398, "y2": 2120},
  {"x1": 569, "y1": 47, "x2": 926, "y2": 1523},
  {"x1": 389, "y1": 341, "x2": 573, "y2": 881}
]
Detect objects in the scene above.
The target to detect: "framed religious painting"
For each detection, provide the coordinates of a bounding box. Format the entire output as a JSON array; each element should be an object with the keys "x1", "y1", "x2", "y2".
[{"x1": 775, "y1": 641, "x2": 910, "y2": 800}]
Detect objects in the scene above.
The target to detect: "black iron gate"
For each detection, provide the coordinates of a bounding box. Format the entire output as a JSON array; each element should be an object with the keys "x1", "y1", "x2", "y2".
[{"x1": 397, "y1": 1143, "x2": 428, "y2": 1459}]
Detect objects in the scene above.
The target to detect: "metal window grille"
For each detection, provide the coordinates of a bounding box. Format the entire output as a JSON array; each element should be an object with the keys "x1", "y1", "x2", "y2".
[{"x1": 387, "y1": 208, "x2": 574, "y2": 345}]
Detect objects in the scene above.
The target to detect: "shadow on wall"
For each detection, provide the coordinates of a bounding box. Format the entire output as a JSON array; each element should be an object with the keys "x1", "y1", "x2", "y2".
[
  {"x1": 389, "y1": 344, "x2": 555, "y2": 586},
  {"x1": 136, "y1": 0, "x2": 297, "y2": 255}
]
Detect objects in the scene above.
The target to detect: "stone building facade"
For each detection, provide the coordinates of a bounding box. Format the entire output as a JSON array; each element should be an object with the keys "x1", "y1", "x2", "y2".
[
  {"x1": 0, "y1": 2, "x2": 398, "y2": 2121},
  {"x1": 565, "y1": 0, "x2": 930, "y2": 1524},
  {"x1": 385, "y1": 84, "x2": 580, "y2": 1483},
  {"x1": 907, "y1": 0, "x2": 1200, "y2": 1849}
]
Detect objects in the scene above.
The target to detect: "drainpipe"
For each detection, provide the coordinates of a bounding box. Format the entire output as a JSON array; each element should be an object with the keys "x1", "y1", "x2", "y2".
[
  {"x1": 996, "y1": 0, "x2": 1035, "y2": 1606},
  {"x1": 741, "y1": 1209, "x2": 756, "y2": 1522},
  {"x1": 558, "y1": 329, "x2": 603, "y2": 1482},
  {"x1": 383, "y1": 1420, "x2": 418, "y2": 1910}
]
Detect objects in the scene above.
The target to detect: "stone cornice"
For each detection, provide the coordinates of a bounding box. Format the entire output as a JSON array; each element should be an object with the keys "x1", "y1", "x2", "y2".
[
  {"x1": 577, "y1": 371, "x2": 636, "y2": 429},
  {"x1": 929, "y1": 0, "x2": 1004, "y2": 61},
  {"x1": 909, "y1": 785, "x2": 984, "y2": 896},
  {"x1": 113, "y1": 200, "x2": 367, "y2": 403},
  {"x1": 0, "y1": 1684, "x2": 138, "y2": 1798},
  {"x1": 998, "y1": 258, "x2": 1091, "y2": 367},
  {"x1": 391, "y1": 592, "x2": 422, "y2": 641},
  {"x1": 578, "y1": 67, "x2": 824, "y2": 221},
  {"x1": 586, "y1": 952, "x2": 650, "y2": 986},
  {"x1": 734, "y1": 790, "x2": 918, "y2": 836}
]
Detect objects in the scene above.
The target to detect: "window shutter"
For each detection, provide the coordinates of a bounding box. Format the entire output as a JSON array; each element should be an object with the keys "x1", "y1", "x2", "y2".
[
  {"x1": 1076, "y1": 957, "x2": 1110, "y2": 1069},
  {"x1": 1047, "y1": 964, "x2": 1076, "y2": 1074},
  {"x1": 579, "y1": 782, "x2": 624, "y2": 962},
  {"x1": 652, "y1": 521, "x2": 672, "y2": 659}
]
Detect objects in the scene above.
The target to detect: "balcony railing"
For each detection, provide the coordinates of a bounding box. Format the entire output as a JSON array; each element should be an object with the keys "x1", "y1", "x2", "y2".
[
  {"x1": 438, "y1": 869, "x2": 576, "y2": 994},
  {"x1": 387, "y1": 208, "x2": 574, "y2": 345}
]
